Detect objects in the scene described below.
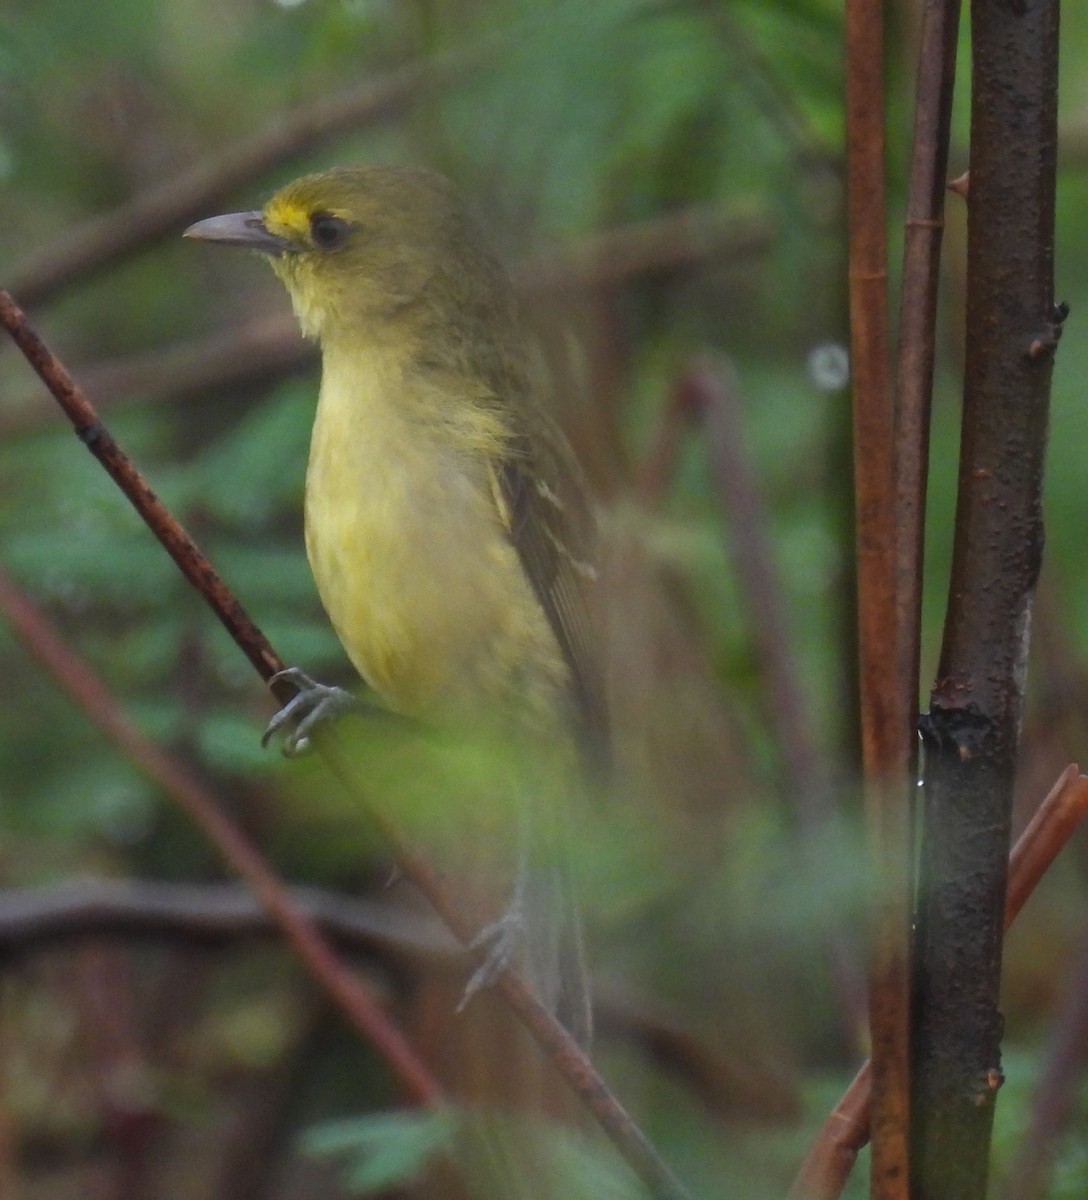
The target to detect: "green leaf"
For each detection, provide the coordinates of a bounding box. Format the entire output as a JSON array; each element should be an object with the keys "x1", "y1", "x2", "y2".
[{"x1": 301, "y1": 1110, "x2": 460, "y2": 1194}]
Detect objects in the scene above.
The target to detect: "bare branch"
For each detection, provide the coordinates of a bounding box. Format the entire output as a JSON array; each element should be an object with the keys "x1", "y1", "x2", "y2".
[
  {"x1": 0, "y1": 289, "x2": 690, "y2": 1200},
  {"x1": 0, "y1": 878, "x2": 452, "y2": 961},
  {"x1": 894, "y1": 0, "x2": 961, "y2": 777},
  {"x1": 0, "y1": 563, "x2": 442, "y2": 1106},
  {"x1": 912, "y1": 0, "x2": 1062, "y2": 1190},
  {"x1": 844, "y1": 0, "x2": 911, "y2": 1189}
]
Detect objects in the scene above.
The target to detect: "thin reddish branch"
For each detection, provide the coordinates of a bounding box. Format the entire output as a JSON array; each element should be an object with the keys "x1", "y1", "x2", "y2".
[
  {"x1": 844, "y1": 0, "x2": 911, "y2": 1193},
  {"x1": 0, "y1": 290, "x2": 289, "y2": 698},
  {"x1": 893, "y1": 0, "x2": 961, "y2": 771},
  {"x1": 788, "y1": 765, "x2": 1088, "y2": 1200},
  {"x1": 316, "y1": 733, "x2": 686, "y2": 1198},
  {"x1": 0, "y1": 289, "x2": 689, "y2": 1200},
  {"x1": 788, "y1": 1065, "x2": 872, "y2": 1200},
  {"x1": 0, "y1": 564, "x2": 442, "y2": 1107},
  {"x1": 1003, "y1": 767, "x2": 1088, "y2": 924}
]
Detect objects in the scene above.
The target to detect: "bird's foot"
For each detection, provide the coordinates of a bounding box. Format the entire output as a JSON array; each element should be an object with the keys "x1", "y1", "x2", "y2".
[
  {"x1": 262, "y1": 667, "x2": 363, "y2": 757},
  {"x1": 457, "y1": 905, "x2": 527, "y2": 1012}
]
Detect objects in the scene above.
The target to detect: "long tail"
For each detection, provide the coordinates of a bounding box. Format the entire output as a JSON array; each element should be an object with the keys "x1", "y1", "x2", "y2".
[
  {"x1": 519, "y1": 779, "x2": 593, "y2": 1048},
  {"x1": 521, "y1": 851, "x2": 592, "y2": 1047}
]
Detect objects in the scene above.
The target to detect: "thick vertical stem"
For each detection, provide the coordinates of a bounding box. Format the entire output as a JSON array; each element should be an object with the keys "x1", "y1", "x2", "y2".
[{"x1": 911, "y1": 0, "x2": 1062, "y2": 1194}]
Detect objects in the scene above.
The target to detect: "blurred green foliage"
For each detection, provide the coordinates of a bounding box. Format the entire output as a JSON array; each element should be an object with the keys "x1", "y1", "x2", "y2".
[{"x1": 0, "y1": 0, "x2": 1086, "y2": 1197}]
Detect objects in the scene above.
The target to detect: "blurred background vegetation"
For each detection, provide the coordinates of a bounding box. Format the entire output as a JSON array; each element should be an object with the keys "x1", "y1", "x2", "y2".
[{"x1": 1, "y1": 0, "x2": 1088, "y2": 1197}]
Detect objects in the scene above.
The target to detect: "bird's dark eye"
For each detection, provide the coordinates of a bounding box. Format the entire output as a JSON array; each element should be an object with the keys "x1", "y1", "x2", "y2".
[{"x1": 309, "y1": 212, "x2": 352, "y2": 251}]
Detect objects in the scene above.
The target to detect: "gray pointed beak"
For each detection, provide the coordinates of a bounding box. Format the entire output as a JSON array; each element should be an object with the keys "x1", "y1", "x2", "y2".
[{"x1": 183, "y1": 211, "x2": 292, "y2": 254}]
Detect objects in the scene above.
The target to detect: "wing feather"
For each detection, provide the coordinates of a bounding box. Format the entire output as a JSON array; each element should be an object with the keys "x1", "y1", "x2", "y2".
[{"x1": 492, "y1": 421, "x2": 607, "y2": 753}]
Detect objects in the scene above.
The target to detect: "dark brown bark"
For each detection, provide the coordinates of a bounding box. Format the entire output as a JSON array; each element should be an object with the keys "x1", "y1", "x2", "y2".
[{"x1": 911, "y1": 0, "x2": 1062, "y2": 1194}]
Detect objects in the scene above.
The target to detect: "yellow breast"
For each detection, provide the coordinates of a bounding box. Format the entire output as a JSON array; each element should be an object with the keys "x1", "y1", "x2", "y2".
[{"x1": 303, "y1": 341, "x2": 561, "y2": 721}]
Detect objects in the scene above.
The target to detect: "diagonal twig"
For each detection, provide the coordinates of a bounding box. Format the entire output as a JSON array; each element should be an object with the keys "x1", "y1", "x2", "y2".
[
  {"x1": 0, "y1": 288, "x2": 690, "y2": 1200},
  {"x1": 788, "y1": 764, "x2": 1088, "y2": 1200},
  {"x1": 0, "y1": 563, "x2": 442, "y2": 1107}
]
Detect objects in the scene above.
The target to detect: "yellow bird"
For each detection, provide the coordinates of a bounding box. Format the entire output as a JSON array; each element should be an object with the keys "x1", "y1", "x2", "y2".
[{"x1": 185, "y1": 166, "x2": 602, "y2": 1044}]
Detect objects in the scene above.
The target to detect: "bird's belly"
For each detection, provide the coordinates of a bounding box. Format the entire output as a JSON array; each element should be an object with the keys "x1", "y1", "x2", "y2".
[{"x1": 304, "y1": 409, "x2": 556, "y2": 721}]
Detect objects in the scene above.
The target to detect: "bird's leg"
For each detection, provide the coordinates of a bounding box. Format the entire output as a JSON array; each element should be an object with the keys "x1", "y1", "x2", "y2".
[
  {"x1": 262, "y1": 667, "x2": 369, "y2": 757},
  {"x1": 458, "y1": 787, "x2": 538, "y2": 1010}
]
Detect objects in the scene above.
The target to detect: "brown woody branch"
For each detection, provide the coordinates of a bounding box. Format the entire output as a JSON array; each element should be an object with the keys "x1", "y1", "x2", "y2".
[
  {"x1": 0, "y1": 878, "x2": 453, "y2": 960},
  {"x1": 912, "y1": 0, "x2": 1061, "y2": 1191},
  {"x1": 0, "y1": 563, "x2": 442, "y2": 1107},
  {"x1": 0, "y1": 289, "x2": 690, "y2": 1200},
  {"x1": 893, "y1": 0, "x2": 961, "y2": 771},
  {"x1": 844, "y1": 0, "x2": 911, "y2": 1192}
]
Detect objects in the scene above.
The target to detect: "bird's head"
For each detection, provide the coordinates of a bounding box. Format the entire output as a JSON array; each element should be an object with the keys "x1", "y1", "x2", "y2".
[{"x1": 185, "y1": 166, "x2": 499, "y2": 343}]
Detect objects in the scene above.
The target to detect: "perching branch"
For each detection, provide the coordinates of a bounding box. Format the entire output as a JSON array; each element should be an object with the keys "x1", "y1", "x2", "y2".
[
  {"x1": 911, "y1": 0, "x2": 1062, "y2": 1192},
  {"x1": 0, "y1": 289, "x2": 691, "y2": 1200}
]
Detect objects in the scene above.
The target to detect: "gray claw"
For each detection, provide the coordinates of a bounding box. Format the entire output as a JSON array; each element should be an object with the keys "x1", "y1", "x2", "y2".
[
  {"x1": 458, "y1": 907, "x2": 526, "y2": 1011},
  {"x1": 263, "y1": 668, "x2": 360, "y2": 757}
]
